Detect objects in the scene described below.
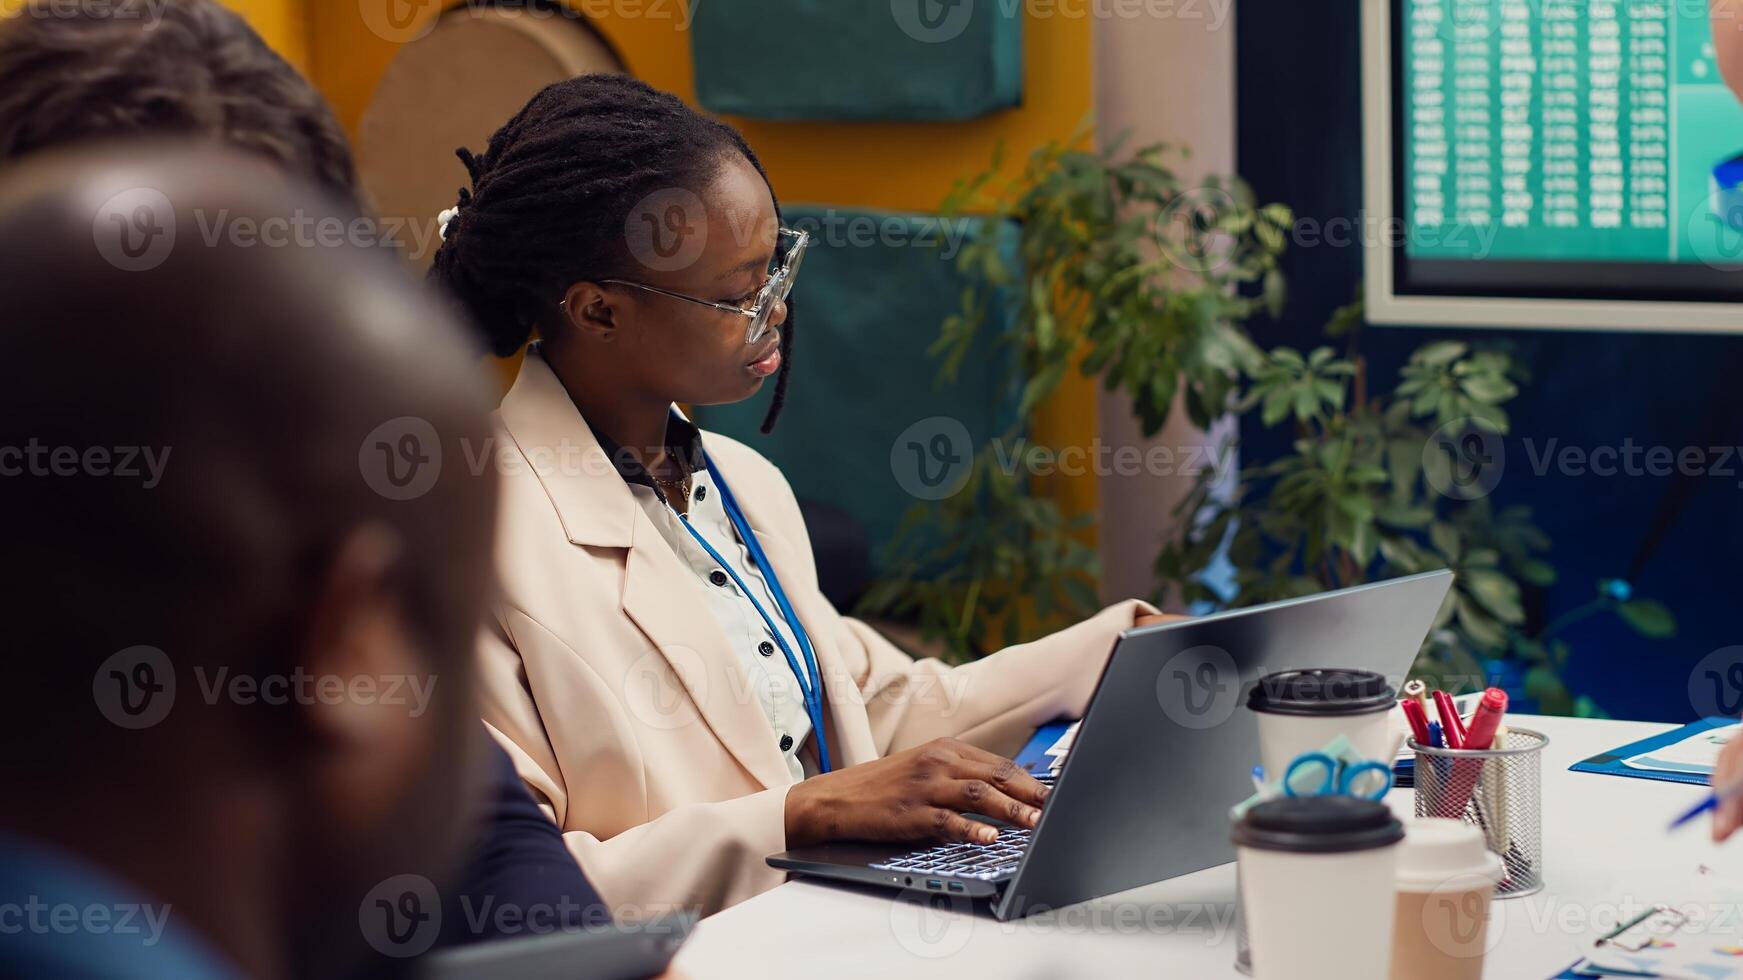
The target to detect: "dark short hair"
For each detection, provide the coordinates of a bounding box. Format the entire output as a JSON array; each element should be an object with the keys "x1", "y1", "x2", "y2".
[
  {"x1": 0, "y1": 147, "x2": 495, "y2": 770},
  {"x1": 0, "y1": 0, "x2": 359, "y2": 203}
]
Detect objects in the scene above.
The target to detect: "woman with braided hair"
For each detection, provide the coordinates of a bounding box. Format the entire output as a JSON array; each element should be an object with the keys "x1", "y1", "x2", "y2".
[{"x1": 431, "y1": 73, "x2": 1176, "y2": 916}]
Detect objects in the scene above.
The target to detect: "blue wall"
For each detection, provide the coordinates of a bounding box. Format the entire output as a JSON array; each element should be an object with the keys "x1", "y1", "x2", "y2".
[{"x1": 1236, "y1": 0, "x2": 1743, "y2": 722}]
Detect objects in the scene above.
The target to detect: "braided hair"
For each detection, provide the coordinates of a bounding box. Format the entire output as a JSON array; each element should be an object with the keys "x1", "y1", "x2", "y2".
[{"x1": 429, "y1": 73, "x2": 793, "y2": 433}]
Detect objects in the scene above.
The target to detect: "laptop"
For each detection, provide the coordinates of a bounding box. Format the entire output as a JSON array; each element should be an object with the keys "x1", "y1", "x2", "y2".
[
  {"x1": 767, "y1": 570, "x2": 1454, "y2": 921},
  {"x1": 417, "y1": 915, "x2": 694, "y2": 980}
]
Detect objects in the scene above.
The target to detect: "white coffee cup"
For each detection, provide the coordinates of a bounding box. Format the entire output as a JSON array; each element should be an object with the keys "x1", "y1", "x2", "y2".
[
  {"x1": 1235, "y1": 795, "x2": 1405, "y2": 980},
  {"x1": 1390, "y1": 819, "x2": 1503, "y2": 980},
  {"x1": 1248, "y1": 668, "x2": 1398, "y2": 781}
]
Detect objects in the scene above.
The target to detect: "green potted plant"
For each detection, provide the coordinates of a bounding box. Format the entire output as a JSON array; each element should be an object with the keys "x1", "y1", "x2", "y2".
[
  {"x1": 862, "y1": 137, "x2": 1671, "y2": 713},
  {"x1": 857, "y1": 133, "x2": 1292, "y2": 660},
  {"x1": 1155, "y1": 290, "x2": 1677, "y2": 713}
]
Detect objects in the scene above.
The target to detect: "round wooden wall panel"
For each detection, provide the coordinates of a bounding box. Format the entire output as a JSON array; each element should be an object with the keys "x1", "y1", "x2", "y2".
[{"x1": 357, "y1": 7, "x2": 624, "y2": 269}]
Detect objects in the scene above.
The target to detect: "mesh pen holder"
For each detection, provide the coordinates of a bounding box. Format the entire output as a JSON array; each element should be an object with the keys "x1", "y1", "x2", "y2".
[{"x1": 1411, "y1": 727, "x2": 1548, "y2": 898}]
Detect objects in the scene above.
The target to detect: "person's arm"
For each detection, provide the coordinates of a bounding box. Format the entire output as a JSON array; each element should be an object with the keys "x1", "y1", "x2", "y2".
[
  {"x1": 842, "y1": 600, "x2": 1160, "y2": 758},
  {"x1": 1712, "y1": 723, "x2": 1743, "y2": 842},
  {"x1": 1713, "y1": 0, "x2": 1743, "y2": 104},
  {"x1": 477, "y1": 615, "x2": 795, "y2": 917},
  {"x1": 480, "y1": 611, "x2": 1061, "y2": 911},
  {"x1": 761, "y1": 468, "x2": 1166, "y2": 758}
]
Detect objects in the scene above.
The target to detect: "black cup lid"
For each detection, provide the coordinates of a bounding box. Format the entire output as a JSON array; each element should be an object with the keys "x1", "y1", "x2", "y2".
[
  {"x1": 1245, "y1": 668, "x2": 1395, "y2": 716},
  {"x1": 1232, "y1": 796, "x2": 1405, "y2": 854}
]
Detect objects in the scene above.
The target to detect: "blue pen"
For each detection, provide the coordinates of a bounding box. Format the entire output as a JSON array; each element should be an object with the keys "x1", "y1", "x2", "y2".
[
  {"x1": 1425, "y1": 722, "x2": 1449, "y2": 798},
  {"x1": 1669, "y1": 780, "x2": 1743, "y2": 831}
]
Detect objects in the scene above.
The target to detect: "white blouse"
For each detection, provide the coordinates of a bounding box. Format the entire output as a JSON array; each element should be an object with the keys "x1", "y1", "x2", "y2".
[{"x1": 624, "y1": 460, "x2": 817, "y2": 783}]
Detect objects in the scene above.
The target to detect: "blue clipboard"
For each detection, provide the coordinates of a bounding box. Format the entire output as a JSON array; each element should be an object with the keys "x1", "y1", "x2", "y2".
[{"x1": 1567, "y1": 716, "x2": 1734, "y2": 787}]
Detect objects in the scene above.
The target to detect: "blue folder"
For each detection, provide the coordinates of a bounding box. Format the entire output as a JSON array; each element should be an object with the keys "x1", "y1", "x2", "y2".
[
  {"x1": 1015, "y1": 720, "x2": 1075, "y2": 777},
  {"x1": 1567, "y1": 716, "x2": 1734, "y2": 787}
]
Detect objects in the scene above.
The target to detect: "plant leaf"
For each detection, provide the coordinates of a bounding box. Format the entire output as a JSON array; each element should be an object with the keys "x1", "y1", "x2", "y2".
[{"x1": 1617, "y1": 600, "x2": 1677, "y2": 638}]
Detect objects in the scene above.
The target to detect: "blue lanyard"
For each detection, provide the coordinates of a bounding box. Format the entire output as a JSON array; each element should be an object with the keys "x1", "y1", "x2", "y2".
[{"x1": 672, "y1": 452, "x2": 832, "y2": 774}]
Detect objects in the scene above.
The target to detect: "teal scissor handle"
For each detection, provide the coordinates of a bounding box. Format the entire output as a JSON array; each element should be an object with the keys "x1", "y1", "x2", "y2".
[
  {"x1": 1283, "y1": 753, "x2": 1391, "y2": 801},
  {"x1": 1283, "y1": 752, "x2": 1339, "y2": 797},
  {"x1": 1336, "y1": 760, "x2": 1393, "y2": 801}
]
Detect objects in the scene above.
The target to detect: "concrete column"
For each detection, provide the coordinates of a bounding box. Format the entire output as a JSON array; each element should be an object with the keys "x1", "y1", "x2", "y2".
[{"x1": 1093, "y1": 2, "x2": 1240, "y2": 605}]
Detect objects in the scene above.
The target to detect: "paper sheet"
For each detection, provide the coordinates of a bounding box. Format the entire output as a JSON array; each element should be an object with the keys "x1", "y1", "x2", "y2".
[
  {"x1": 1043, "y1": 721, "x2": 1079, "y2": 775},
  {"x1": 1583, "y1": 940, "x2": 1743, "y2": 980},
  {"x1": 1559, "y1": 851, "x2": 1743, "y2": 978},
  {"x1": 1621, "y1": 723, "x2": 1740, "y2": 777}
]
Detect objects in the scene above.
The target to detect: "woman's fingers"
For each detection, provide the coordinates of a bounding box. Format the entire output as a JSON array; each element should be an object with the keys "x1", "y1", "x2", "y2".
[
  {"x1": 1716, "y1": 801, "x2": 1738, "y2": 843},
  {"x1": 943, "y1": 778, "x2": 1043, "y2": 829},
  {"x1": 921, "y1": 807, "x2": 999, "y2": 844},
  {"x1": 944, "y1": 743, "x2": 1051, "y2": 808},
  {"x1": 1716, "y1": 794, "x2": 1742, "y2": 843},
  {"x1": 1713, "y1": 735, "x2": 1743, "y2": 842}
]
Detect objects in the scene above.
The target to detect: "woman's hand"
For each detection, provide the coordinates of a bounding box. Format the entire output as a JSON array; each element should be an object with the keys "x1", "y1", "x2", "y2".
[
  {"x1": 1714, "y1": 729, "x2": 1743, "y2": 842},
  {"x1": 784, "y1": 737, "x2": 1049, "y2": 848},
  {"x1": 1135, "y1": 612, "x2": 1188, "y2": 628},
  {"x1": 1713, "y1": 0, "x2": 1743, "y2": 105}
]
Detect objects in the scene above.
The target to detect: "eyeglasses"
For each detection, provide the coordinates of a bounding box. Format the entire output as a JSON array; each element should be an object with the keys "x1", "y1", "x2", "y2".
[{"x1": 594, "y1": 228, "x2": 808, "y2": 346}]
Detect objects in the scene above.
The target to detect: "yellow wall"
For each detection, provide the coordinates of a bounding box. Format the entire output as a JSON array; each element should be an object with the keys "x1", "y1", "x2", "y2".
[
  {"x1": 247, "y1": 1, "x2": 1099, "y2": 533},
  {"x1": 219, "y1": 0, "x2": 308, "y2": 71},
  {"x1": 5, "y1": 0, "x2": 308, "y2": 64}
]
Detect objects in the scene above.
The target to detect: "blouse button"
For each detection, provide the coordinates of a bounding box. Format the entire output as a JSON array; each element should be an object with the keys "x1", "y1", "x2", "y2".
[
  {"x1": 694, "y1": 484, "x2": 708, "y2": 502},
  {"x1": 758, "y1": 640, "x2": 775, "y2": 657},
  {"x1": 778, "y1": 733, "x2": 794, "y2": 752},
  {"x1": 709, "y1": 569, "x2": 728, "y2": 587}
]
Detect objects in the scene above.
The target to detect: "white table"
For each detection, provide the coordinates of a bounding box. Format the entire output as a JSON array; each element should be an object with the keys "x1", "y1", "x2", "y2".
[{"x1": 677, "y1": 715, "x2": 1733, "y2": 979}]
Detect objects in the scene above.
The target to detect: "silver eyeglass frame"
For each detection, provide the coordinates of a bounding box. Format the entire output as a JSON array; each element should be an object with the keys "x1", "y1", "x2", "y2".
[{"x1": 561, "y1": 228, "x2": 808, "y2": 345}]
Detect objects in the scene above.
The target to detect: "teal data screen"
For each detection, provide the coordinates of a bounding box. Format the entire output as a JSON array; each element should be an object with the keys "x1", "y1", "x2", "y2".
[{"x1": 1402, "y1": 0, "x2": 1743, "y2": 264}]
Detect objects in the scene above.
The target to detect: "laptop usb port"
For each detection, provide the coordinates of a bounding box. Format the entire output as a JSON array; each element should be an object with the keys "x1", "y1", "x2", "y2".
[
  {"x1": 947, "y1": 882, "x2": 965, "y2": 893},
  {"x1": 926, "y1": 879, "x2": 942, "y2": 890}
]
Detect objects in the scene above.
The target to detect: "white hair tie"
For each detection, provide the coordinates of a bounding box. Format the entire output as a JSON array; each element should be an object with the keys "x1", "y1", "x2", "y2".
[{"x1": 437, "y1": 206, "x2": 460, "y2": 241}]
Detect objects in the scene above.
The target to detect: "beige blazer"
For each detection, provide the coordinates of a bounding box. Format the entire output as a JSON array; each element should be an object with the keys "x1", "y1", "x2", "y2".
[{"x1": 479, "y1": 349, "x2": 1155, "y2": 917}]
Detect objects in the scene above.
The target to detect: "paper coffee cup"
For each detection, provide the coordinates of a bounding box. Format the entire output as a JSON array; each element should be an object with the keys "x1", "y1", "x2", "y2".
[
  {"x1": 1234, "y1": 796, "x2": 1405, "y2": 980},
  {"x1": 1390, "y1": 819, "x2": 1503, "y2": 980},
  {"x1": 1248, "y1": 668, "x2": 1397, "y2": 780}
]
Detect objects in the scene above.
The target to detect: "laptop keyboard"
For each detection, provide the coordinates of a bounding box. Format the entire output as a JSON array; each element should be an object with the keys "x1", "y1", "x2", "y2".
[{"x1": 869, "y1": 827, "x2": 1032, "y2": 881}]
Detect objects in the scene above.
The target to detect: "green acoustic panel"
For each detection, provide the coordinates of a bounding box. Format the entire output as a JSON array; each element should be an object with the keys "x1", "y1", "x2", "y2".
[
  {"x1": 694, "y1": 206, "x2": 1020, "y2": 573},
  {"x1": 690, "y1": 0, "x2": 1023, "y2": 121}
]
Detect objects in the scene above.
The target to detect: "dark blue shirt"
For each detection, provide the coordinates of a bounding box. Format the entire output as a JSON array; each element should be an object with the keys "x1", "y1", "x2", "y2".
[{"x1": 438, "y1": 741, "x2": 609, "y2": 947}]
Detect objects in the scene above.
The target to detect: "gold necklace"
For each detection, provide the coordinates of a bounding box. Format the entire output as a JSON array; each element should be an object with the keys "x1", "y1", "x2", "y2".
[{"x1": 649, "y1": 457, "x2": 692, "y2": 506}]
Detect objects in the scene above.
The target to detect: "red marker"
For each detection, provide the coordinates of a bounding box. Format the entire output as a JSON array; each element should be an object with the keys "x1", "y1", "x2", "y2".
[
  {"x1": 1433, "y1": 690, "x2": 1467, "y2": 749},
  {"x1": 1462, "y1": 688, "x2": 1509, "y2": 751},
  {"x1": 1401, "y1": 697, "x2": 1432, "y2": 746}
]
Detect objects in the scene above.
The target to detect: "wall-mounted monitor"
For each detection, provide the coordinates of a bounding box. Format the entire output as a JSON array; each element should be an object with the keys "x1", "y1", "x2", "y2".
[{"x1": 1363, "y1": 0, "x2": 1743, "y2": 331}]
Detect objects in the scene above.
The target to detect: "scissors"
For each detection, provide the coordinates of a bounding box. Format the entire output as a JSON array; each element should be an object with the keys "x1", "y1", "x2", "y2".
[{"x1": 1282, "y1": 751, "x2": 1392, "y2": 801}]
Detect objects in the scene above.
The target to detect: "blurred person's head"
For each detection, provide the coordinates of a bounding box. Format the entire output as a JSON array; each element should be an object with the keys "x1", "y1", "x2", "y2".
[
  {"x1": 0, "y1": 9, "x2": 496, "y2": 976},
  {"x1": 0, "y1": 0, "x2": 358, "y2": 205},
  {"x1": 0, "y1": 146, "x2": 497, "y2": 978},
  {"x1": 428, "y1": 73, "x2": 798, "y2": 432}
]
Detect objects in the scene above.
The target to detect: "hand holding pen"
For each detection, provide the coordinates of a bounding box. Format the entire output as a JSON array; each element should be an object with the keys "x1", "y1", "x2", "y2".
[{"x1": 1703, "y1": 722, "x2": 1743, "y2": 842}]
